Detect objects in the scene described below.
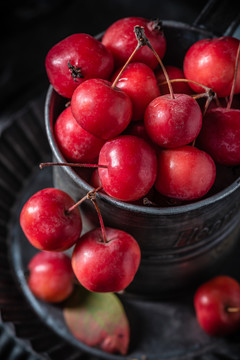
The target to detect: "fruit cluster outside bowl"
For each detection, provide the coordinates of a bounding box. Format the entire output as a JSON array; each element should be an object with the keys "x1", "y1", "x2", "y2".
[{"x1": 45, "y1": 20, "x2": 240, "y2": 297}]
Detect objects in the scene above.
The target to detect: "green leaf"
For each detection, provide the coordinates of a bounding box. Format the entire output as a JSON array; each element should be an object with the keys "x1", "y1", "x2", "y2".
[{"x1": 63, "y1": 286, "x2": 130, "y2": 355}]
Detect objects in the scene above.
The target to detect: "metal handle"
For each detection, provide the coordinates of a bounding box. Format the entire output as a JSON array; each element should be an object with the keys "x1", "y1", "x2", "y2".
[{"x1": 193, "y1": 0, "x2": 240, "y2": 36}]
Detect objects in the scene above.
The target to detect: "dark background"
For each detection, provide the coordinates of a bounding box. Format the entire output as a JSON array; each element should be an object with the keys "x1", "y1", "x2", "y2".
[
  {"x1": 0, "y1": 0, "x2": 240, "y2": 359},
  {"x1": 2, "y1": 0, "x2": 240, "y2": 120},
  {"x1": 0, "y1": 0, "x2": 210, "y2": 120}
]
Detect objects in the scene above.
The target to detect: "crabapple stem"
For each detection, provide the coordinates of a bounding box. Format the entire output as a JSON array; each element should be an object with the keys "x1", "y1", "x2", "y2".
[
  {"x1": 227, "y1": 307, "x2": 240, "y2": 313},
  {"x1": 67, "y1": 186, "x2": 102, "y2": 214},
  {"x1": 111, "y1": 45, "x2": 140, "y2": 88},
  {"x1": 192, "y1": 93, "x2": 210, "y2": 100},
  {"x1": 203, "y1": 95, "x2": 214, "y2": 116},
  {"x1": 159, "y1": 78, "x2": 214, "y2": 94},
  {"x1": 90, "y1": 196, "x2": 107, "y2": 244},
  {"x1": 111, "y1": 26, "x2": 148, "y2": 89},
  {"x1": 149, "y1": 47, "x2": 175, "y2": 99},
  {"x1": 227, "y1": 41, "x2": 240, "y2": 110},
  {"x1": 159, "y1": 78, "x2": 220, "y2": 116},
  {"x1": 39, "y1": 162, "x2": 108, "y2": 169},
  {"x1": 134, "y1": 26, "x2": 174, "y2": 99}
]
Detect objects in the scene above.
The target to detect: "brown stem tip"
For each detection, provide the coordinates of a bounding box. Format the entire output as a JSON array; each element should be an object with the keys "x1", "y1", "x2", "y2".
[
  {"x1": 67, "y1": 186, "x2": 102, "y2": 214},
  {"x1": 150, "y1": 18, "x2": 163, "y2": 32},
  {"x1": 227, "y1": 306, "x2": 240, "y2": 313},
  {"x1": 134, "y1": 26, "x2": 150, "y2": 47}
]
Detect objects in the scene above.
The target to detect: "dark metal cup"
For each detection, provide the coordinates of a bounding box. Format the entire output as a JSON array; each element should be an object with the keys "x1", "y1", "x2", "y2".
[{"x1": 45, "y1": 6, "x2": 240, "y2": 297}]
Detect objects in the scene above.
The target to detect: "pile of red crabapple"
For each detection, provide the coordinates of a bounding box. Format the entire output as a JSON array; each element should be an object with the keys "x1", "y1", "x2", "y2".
[{"x1": 20, "y1": 16, "x2": 240, "y2": 339}]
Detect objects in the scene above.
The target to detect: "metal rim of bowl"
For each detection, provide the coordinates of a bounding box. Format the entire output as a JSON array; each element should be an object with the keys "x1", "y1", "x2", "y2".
[{"x1": 44, "y1": 20, "x2": 240, "y2": 217}]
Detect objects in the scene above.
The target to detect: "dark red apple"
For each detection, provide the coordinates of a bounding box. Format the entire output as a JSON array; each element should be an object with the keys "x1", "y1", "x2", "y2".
[
  {"x1": 20, "y1": 188, "x2": 82, "y2": 251},
  {"x1": 144, "y1": 94, "x2": 202, "y2": 148},
  {"x1": 71, "y1": 79, "x2": 132, "y2": 140},
  {"x1": 98, "y1": 135, "x2": 157, "y2": 201},
  {"x1": 28, "y1": 251, "x2": 74, "y2": 303},
  {"x1": 72, "y1": 227, "x2": 141, "y2": 293},
  {"x1": 102, "y1": 17, "x2": 166, "y2": 69},
  {"x1": 45, "y1": 33, "x2": 114, "y2": 98},
  {"x1": 155, "y1": 146, "x2": 216, "y2": 201},
  {"x1": 111, "y1": 62, "x2": 160, "y2": 121},
  {"x1": 197, "y1": 107, "x2": 240, "y2": 166},
  {"x1": 183, "y1": 36, "x2": 240, "y2": 98},
  {"x1": 194, "y1": 276, "x2": 240, "y2": 336},
  {"x1": 54, "y1": 105, "x2": 105, "y2": 163}
]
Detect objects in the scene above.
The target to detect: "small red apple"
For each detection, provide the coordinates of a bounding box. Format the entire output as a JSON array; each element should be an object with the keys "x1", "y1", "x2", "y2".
[
  {"x1": 98, "y1": 135, "x2": 157, "y2": 202},
  {"x1": 155, "y1": 146, "x2": 216, "y2": 201},
  {"x1": 111, "y1": 62, "x2": 160, "y2": 121},
  {"x1": 28, "y1": 252, "x2": 74, "y2": 303},
  {"x1": 197, "y1": 107, "x2": 240, "y2": 166},
  {"x1": 194, "y1": 275, "x2": 240, "y2": 336},
  {"x1": 54, "y1": 106, "x2": 105, "y2": 163},
  {"x1": 72, "y1": 227, "x2": 141, "y2": 293},
  {"x1": 20, "y1": 188, "x2": 82, "y2": 251},
  {"x1": 71, "y1": 78, "x2": 132, "y2": 140},
  {"x1": 183, "y1": 36, "x2": 240, "y2": 98},
  {"x1": 144, "y1": 94, "x2": 202, "y2": 148}
]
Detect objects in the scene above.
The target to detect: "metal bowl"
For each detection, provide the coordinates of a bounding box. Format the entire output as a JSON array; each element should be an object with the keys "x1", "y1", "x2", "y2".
[{"x1": 45, "y1": 18, "x2": 240, "y2": 297}]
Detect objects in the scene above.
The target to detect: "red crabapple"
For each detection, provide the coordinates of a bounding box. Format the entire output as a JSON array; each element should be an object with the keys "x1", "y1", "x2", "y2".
[
  {"x1": 54, "y1": 106, "x2": 105, "y2": 163},
  {"x1": 194, "y1": 276, "x2": 240, "y2": 336},
  {"x1": 155, "y1": 146, "x2": 216, "y2": 201},
  {"x1": 111, "y1": 62, "x2": 160, "y2": 121},
  {"x1": 98, "y1": 135, "x2": 157, "y2": 201},
  {"x1": 71, "y1": 79, "x2": 132, "y2": 140},
  {"x1": 144, "y1": 94, "x2": 202, "y2": 148},
  {"x1": 102, "y1": 17, "x2": 166, "y2": 69},
  {"x1": 45, "y1": 33, "x2": 114, "y2": 98},
  {"x1": 197, "y1": 108, "x2": 240, "y2": 166},
  {"x1": 20, "y1": 188, "x2": 82, "y2": 251},
  {"x1": 28, "y1": 252, "x2": 74, "y2": 303},
  {"x1": 72, "y1": 227, "x2": 141, "y2": 293},
  {"x1": 183, "y1": 36, "x2": 240, "y2": 97}
]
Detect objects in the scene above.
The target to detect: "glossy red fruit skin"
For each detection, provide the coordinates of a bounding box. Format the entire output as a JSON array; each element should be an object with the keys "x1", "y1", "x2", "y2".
[
  {"x1": 98, "y1": 135, "x2": 157, "y2": 201},
  {"x1": 197, "y1": 108, "x2": 240, "y2": 166},
  {"x1": 155, "y1": 146, "x2": 216, "y2": 201},
  {"x1": 71, "y1": 79, "x2": 133, "y2": 140},
  {"x1": 194, "y1": 276, "x2": 240, "y2": 336},
  {"x1": 111, "y1": 62, "x2": 160, "y2": 121},
  {"x1": 45, "y1": 33, "x2": 114, "y2": 98},
  {"x1": 144, "y1": 94, "x2": 202, "y2": 148},
  {"x1": 28, "y1": 252, "x2": 74, "y2": 303},
  {"x1": 155, "y1": 65, "x2": 192, "y2": 95},
  {"x1": 54, "y1": 106, "x2": 105, "y2": 163},
  {"x1": 102, "y1": 17, "x2": 166, "y2": 69},
  {"x1": 183, "y1": 36, "x2": 240, "y2": 97},
  {"x1": 72, "y1": 227, "x2": 141, "y2": 293},
  {"x1": 20, "y1": 188, "x2": 82, "y2": 251}
]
